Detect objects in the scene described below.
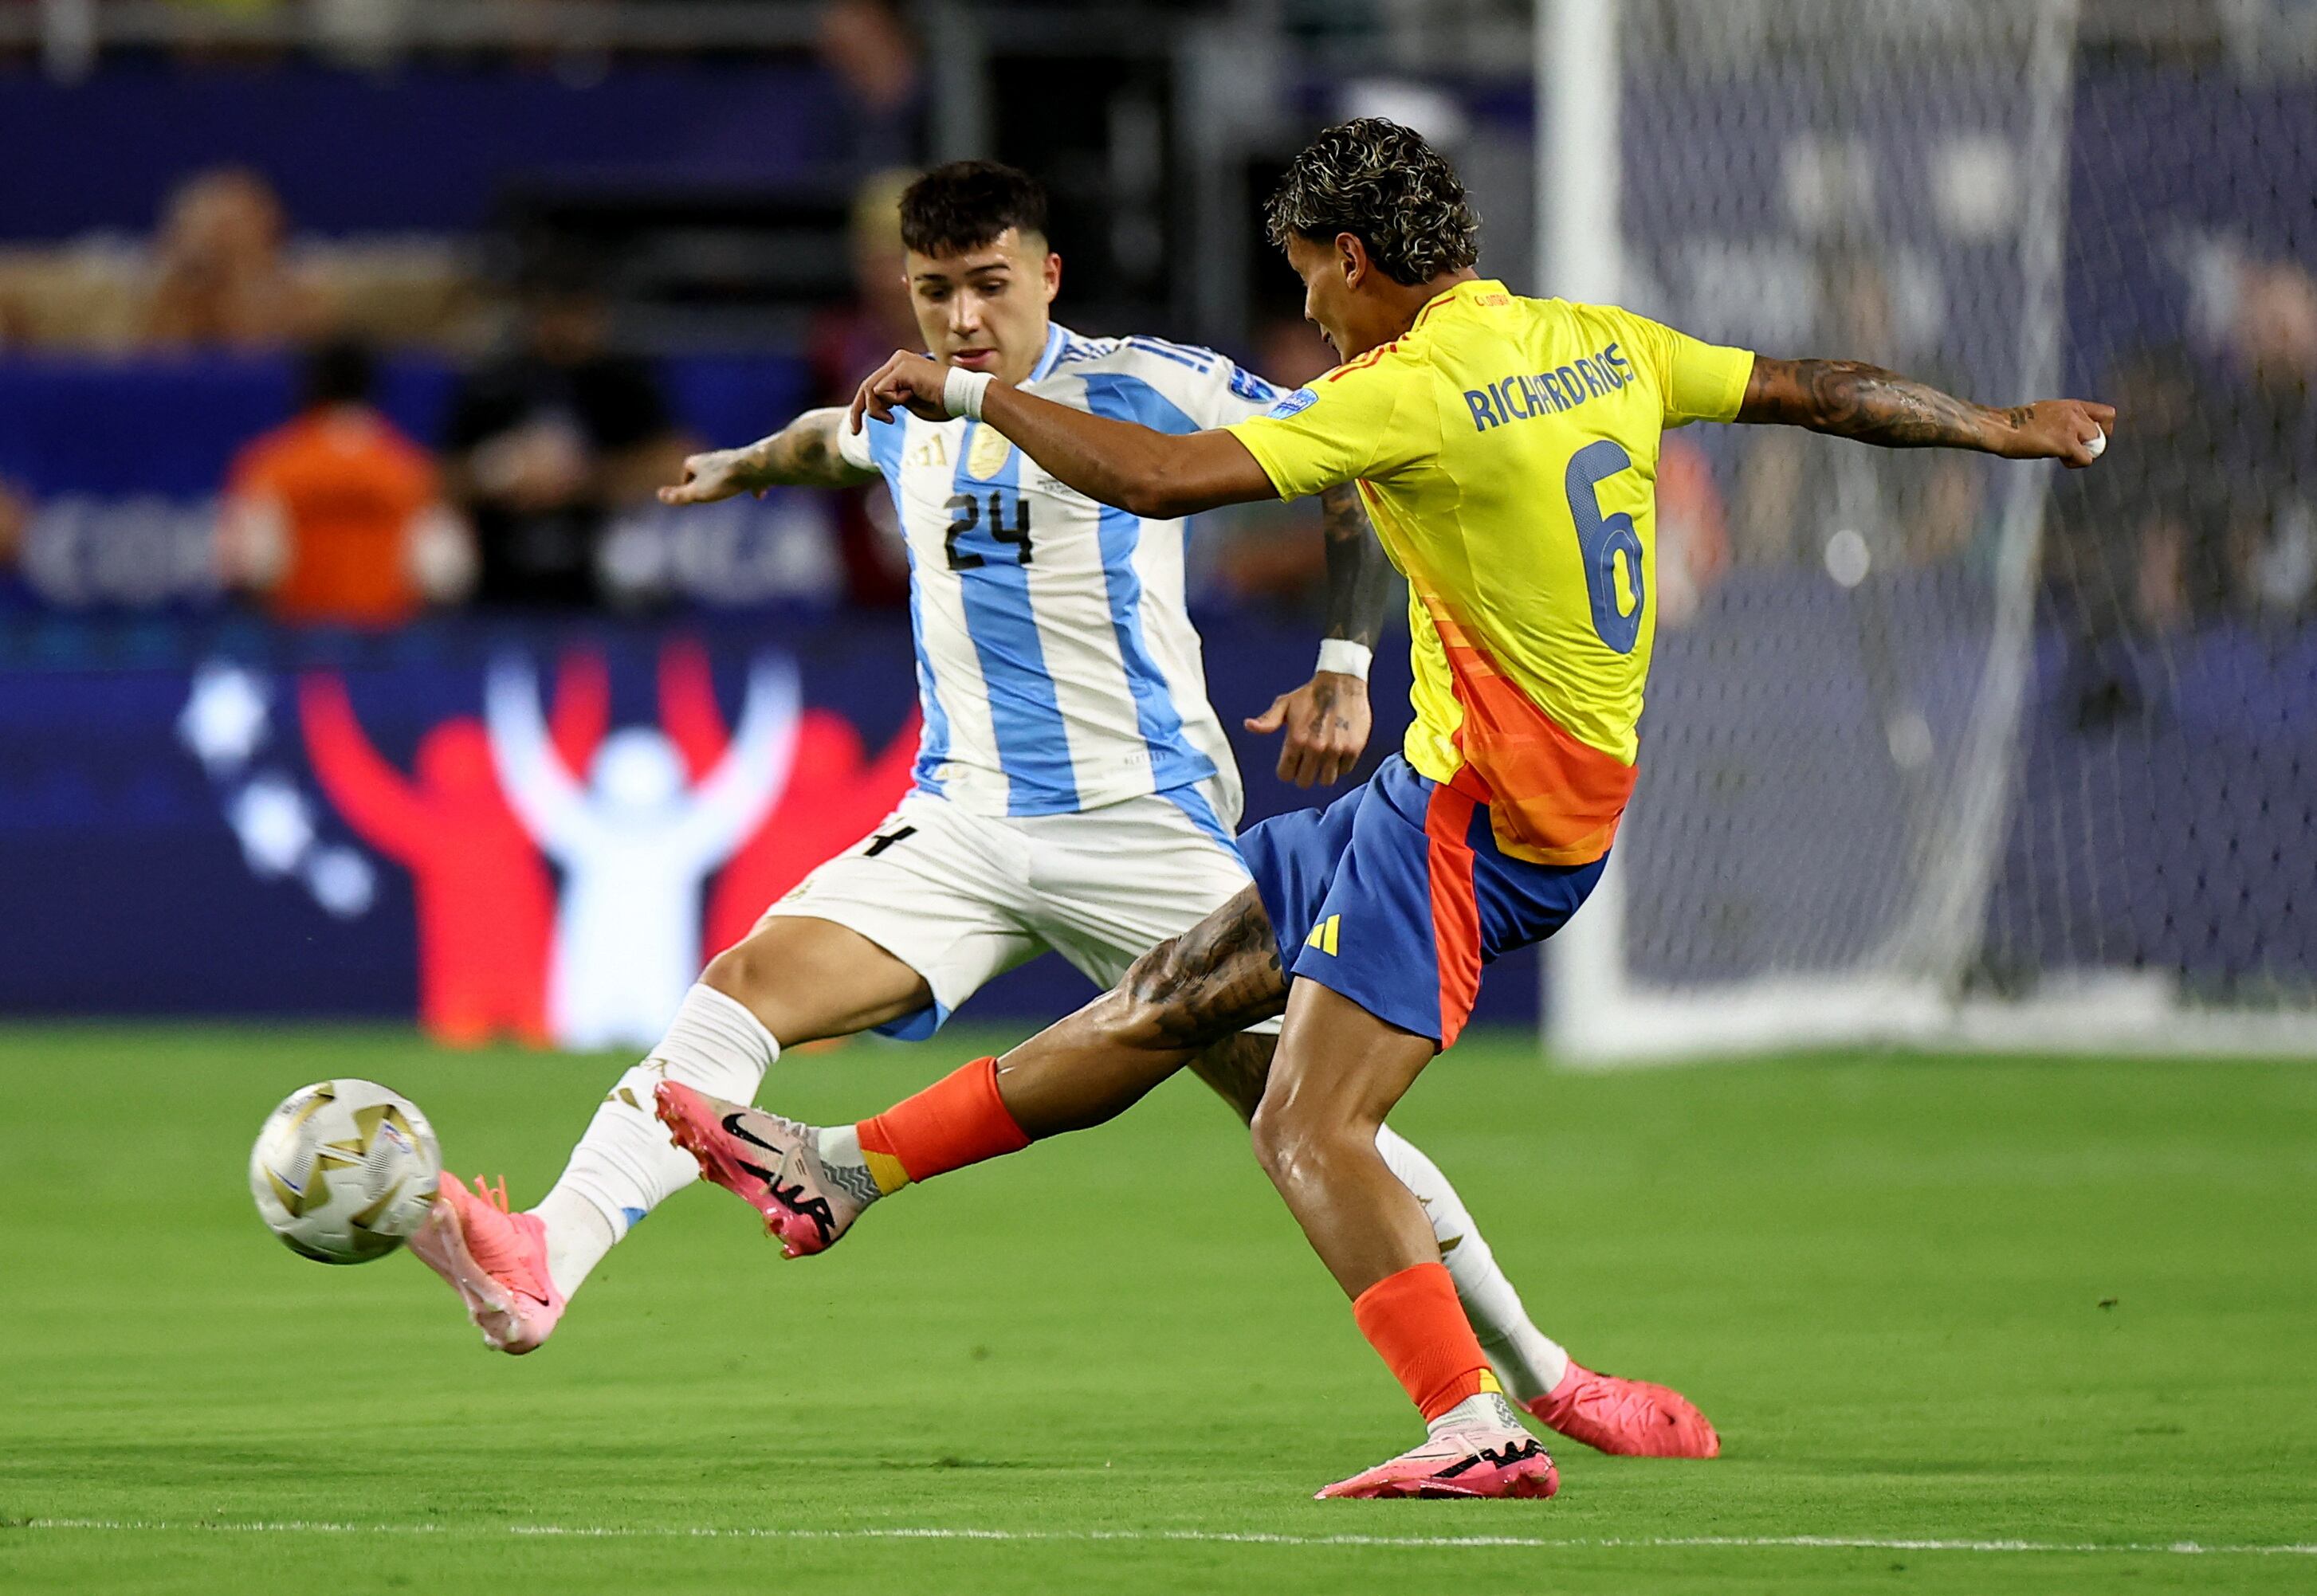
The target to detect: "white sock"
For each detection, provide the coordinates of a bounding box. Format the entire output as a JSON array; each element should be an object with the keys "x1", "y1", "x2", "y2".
[
  {"x1": 1376, "y1": 1126, "x2": 1572, "y2": 1403},
  {"x1": 532, "y1": 983, "x2": 779, "y2": 1299},
  {"x1": 1427, "y1": 1388, "x2": 1526, "y2": 1439},
  {"x1": 811, "y1": 1123, "x2": 889, "y2": 1201}
]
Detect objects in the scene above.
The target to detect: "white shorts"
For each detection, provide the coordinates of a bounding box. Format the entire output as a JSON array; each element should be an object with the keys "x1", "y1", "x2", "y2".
[{"x1": 760, "y1": 782, "x2": 1278, "y2": 1040}]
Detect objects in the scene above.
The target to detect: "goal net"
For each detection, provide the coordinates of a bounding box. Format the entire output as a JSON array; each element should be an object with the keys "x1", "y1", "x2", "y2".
[{"x1": 1537, "y1": 0, "x2": 2317, "y2": 1061}]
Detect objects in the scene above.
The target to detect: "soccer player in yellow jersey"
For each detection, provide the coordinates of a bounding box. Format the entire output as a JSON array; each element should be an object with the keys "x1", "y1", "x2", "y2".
[{"x1": 659, "y1": 120, "x2": 2115, "y2": 1499}]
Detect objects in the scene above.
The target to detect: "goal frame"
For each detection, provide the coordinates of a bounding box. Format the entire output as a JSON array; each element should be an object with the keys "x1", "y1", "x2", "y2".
[{"x1": 1532, "y1": 0, "x2": 2317, "y2": 1065}]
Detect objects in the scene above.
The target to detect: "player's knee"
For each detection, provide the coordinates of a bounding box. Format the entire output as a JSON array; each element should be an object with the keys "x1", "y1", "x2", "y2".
[
  {"x1": 699, "y1": 939, "x2": 775, "y2": 1013},
  {"x1": 1249, "y1": 1091, "x2": 1320, "y2": 1188}
]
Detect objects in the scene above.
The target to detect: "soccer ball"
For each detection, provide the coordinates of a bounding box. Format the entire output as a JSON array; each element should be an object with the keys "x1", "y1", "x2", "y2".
[{"x1": 249, "y1": 1080, "x2": 442, "y2": 1265}]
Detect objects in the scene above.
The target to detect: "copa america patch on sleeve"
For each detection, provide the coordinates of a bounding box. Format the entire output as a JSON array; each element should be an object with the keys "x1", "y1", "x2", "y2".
[{"x1": 1266, "y1": 387, "x2": 1319, "y2": 419}]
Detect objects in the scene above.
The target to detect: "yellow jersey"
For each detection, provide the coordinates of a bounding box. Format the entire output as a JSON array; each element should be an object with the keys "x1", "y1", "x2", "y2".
[{"x1": 1224, "y1": 278, "x2": 1753, "y2": 865}]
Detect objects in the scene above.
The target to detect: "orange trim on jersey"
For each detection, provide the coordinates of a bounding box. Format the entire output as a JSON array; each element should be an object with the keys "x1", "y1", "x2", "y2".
[
  {"x1": 1324, "y1": 340, "x2": 1401, "y2": 382},
  {"x1": 1411, "y1": 279, "x2": 1504, "y2": 331},
  {"x1": 1422, "y1": 596, "x2": 1636, "y2": 867},
  {"x1": 1324, "y1": 280, "x2": 1499, "y2": 382},
  {"x1": 1408, "y1": 292, "x2": 1454, "y2": 330},
  {"x1": 1424, "y1": 782, "x2": 1483, "y2": 1050}
]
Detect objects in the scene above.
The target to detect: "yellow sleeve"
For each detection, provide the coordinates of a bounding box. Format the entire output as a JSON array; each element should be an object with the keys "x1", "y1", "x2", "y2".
[
  {"x1": 1220, "y1": 352, "x2": 1412, "y2": 501},
  {"x1": 1607, "y1": 308, "x2": 1754, "y2": 427}
]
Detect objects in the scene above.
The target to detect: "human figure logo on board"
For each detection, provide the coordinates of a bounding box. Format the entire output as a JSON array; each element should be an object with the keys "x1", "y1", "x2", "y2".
[
  {"x1": 482, "y1": 654, "x2": 799, "y2": 1052},
  {"x1": 299, "y1": 655, "x2": 611, "y2": 1048},
  {"x1": 187, "y1": 641, "x2": 924, "y2": 1052}
]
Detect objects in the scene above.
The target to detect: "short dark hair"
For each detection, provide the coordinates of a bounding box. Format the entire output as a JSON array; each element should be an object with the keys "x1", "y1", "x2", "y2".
[
  {"x1": 898, "y1": 160, "x2": 1049, "y2": 257},
  {"x1": 300, "y1": 338, "x2": 375, "y2": 408},
  {"x1": 1264, "y1": 118, "x2": 1480, "y2": 287}
]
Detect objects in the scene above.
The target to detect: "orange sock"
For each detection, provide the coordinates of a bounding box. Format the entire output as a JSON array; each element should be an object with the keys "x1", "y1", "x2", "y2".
[
  {"x1": 854, "y1": 1056, "x2": 1031, "y2": 1191},
  {"x1": 1352, "y1": 1261, "x2": 1498, "y2": 1421}
]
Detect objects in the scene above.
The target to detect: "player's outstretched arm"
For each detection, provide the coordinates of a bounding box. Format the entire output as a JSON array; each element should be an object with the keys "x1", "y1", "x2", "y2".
[
  {"x1": 658, "y1": 408, "x2": 878, "y2": 505},
  {"x1": 1247, "y1": 483, "x2": 1392, "y2": 787},
  {"x1": 1737, "y1": 357, "x2": 2115, "y2": 467},
  {"x1": 850, "y1": 350, "x2": 1276, "y2": 518}
]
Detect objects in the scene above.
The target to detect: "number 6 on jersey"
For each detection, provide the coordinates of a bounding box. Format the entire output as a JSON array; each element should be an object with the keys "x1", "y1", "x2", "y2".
[{"x1": 1564, "y1": 439, "x2": 1645, "y2": 656}]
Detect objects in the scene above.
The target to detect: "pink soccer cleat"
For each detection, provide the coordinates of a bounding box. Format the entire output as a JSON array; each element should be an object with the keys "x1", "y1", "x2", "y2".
[
  {"x1": 406, "y1": 1172, "x2": 565, "y2": 1355},
  {"x1": 1527, "y1": 1361, "x2": 1721, "y2": 1458},
  {"x1": 1315, "y1": 1426, "x2": 1559, "y2": 1500},
  {"x1": 654, "y1": 1082, "x2": 870, "y2": 1258}
]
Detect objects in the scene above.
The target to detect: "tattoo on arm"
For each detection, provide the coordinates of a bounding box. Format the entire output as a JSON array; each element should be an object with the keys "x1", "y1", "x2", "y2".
[
  {"x1": 1318, "y1": 483, "x2": 1395, "y2": 649},
  {"x1": 1123, "y1": 886, "x2": 1288, "y2": 1052},
  {"x1": 748, "y1": 409, "x2": 878, "y2": 489},
  {"x1": 1739, "y1": 358, "x2": 2028, "y2": 453}
]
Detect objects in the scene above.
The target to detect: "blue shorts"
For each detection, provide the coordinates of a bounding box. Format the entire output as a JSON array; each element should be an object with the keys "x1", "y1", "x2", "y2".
[{"x1": 1240, "y1": 755, "x2": 1605, "y2": 1048}]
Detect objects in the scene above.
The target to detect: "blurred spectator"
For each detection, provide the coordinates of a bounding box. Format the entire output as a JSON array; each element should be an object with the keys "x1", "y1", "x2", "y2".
[
  {"x1": 1652, "y1": 436, "x2": 1731, "y2": 627},
  {"x1": 2052, "y1": 347, "x2": 2225, "y2": 622},
  {"x1": 141, "y1": 168, "x2": 320, "y2": 351},
  {"x1": 0, "y1": 476, "x2": 30, "y2": 614},
  {"x1": 220, "y1": 339, "x2": 470, "y2": 627},
  {"x1": 2221, "y1": 259, "x2": 2317, "y2": 618},
  {"x1": 1734, "y1": 250, "x2": 1984, "y2": 569},
  {"x1": 807, "y1": 171, "x2": 919, "y2": 607},
  {"x1": 818, "y1": 0, "x2": 925, "y2": 171},
  {"x1": 2044, "y1": 345, "x2": 2225, "y2": 724},
  {"x1": 442, "y1": 261, "x2": 689, "y2": 608},
  {"x1": 1204, "y1": 316, "x2": 1338, "y2": 607}
]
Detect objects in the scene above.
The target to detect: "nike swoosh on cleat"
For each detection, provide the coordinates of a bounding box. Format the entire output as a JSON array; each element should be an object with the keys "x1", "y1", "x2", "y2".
[
  {"x1": 713, "y1": 1113, "x2": 838, "y2": 1244},
  {"x1": 1434, "y1": 1439, "x2": 1540, "y2": 1479},
  {"x1": 721, "y1": 1112, "x2": 786, "y2": 1154}
]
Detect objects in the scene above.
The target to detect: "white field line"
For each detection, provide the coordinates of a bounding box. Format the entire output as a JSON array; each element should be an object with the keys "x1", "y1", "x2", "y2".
[{"x1": 10, "y1": 1519, "x2": 2317, "y2": 1556}]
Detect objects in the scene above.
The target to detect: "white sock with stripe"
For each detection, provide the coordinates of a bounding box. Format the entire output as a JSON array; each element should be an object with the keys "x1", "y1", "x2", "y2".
[
  {"x1": 532, "y1": 983, "x2": 779, "y2": 1299},
  {"x1": 1375, "y1": 1126, "x2": 1572, "y2": 1402}
]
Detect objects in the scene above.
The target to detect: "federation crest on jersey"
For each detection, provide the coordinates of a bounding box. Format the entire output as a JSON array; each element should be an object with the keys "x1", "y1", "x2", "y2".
[{"x1": 965, "y1": 425, "x2": 1015, "y2": 481}]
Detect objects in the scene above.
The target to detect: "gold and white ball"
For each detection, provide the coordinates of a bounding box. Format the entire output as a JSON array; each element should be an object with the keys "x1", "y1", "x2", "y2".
[{"x1": 249, "y1": 1080, "x2": 442, "y2": 1264}]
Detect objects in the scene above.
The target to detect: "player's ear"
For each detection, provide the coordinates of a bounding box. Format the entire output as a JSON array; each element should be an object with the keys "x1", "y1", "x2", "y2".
[
  {"x1": 1042, "y1": 249, "x2": 1062, "y2": 304},
  {"x1": 1335, "y1": 233, "x2": 1367, "y2": 291}
]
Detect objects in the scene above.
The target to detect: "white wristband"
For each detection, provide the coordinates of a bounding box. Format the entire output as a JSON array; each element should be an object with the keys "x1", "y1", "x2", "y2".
[
  {"x1": 1316, "y1": 639, "x2": 1373, "y2": 680},
  {"x1": 943, "y1": 365, "x2": 994, "y2": 421}
]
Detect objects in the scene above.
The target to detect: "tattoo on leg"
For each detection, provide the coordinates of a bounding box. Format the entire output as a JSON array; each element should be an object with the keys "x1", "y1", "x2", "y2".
[
  {"x1": 1189, "y1": 1032, "x2": 1279, "y2": 1124},
  {"x1": 1126, "y1": 886, "x2": 1288, "y2": 1053}
]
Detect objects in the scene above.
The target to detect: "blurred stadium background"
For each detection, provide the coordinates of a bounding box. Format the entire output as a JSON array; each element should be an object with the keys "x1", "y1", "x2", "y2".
[
  {"x1": 3, "y1": 4, "x2": 2315, "y2": 1590},
  {"x1": 1, "y1": 0, "x2": 2311, "y2": 1057}
]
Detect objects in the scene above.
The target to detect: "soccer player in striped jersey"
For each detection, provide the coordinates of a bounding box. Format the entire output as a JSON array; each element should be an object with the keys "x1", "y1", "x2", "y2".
[
  {"x1": 662, "y1": 122, "x2": 2115, "y2": 1497},
  {"x1": 411, "y1": 160, "x2": 1711, "y2": 1457}
]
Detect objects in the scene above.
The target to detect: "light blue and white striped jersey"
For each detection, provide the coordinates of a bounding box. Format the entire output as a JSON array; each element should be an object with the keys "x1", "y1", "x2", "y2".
[{"x1": 838, "y1": 322, "x2": 1286, "y2": 828}]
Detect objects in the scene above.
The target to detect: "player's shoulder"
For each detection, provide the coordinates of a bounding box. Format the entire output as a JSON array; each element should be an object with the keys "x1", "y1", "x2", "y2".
[
  {"x1": 1305, "y1": 321, "x2": 1439, "y2": 405},
  {"x1": 1048, "y1": 327, "x2": 1270, "y2": 396},
  {"x1": 1044, "y1": 324, "x2": 1285, "y2": 430},
  {"x1": 850, "y1": 402, "x2": 930, "y2": 464},
  {"x1": 1547, "y1": 296, "x2": 1664, "y2": 335}
]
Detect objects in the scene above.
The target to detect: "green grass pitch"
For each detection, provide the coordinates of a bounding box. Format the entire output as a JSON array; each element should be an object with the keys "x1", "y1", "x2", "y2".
[{"x1": 2, "y1": 1024, "x2": 2312, "y2": 1594}]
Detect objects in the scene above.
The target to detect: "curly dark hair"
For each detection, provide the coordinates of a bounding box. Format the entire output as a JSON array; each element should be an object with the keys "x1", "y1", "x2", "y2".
[
  {"x1": 898, "y1": 160, "x2": 1050, "y2": 257},
  {"x1": 1263, "y1": 118, "x2": 1480, "y2": 286}
]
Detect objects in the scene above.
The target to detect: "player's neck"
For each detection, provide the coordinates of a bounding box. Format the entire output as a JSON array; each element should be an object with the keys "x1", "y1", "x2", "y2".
[
  {"x1": 1341, "y1": 268, "x2": 1482, "y2": 359},
  {"x1": 995, "y1": 320, "x2": 1054, "y2": 388}
]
